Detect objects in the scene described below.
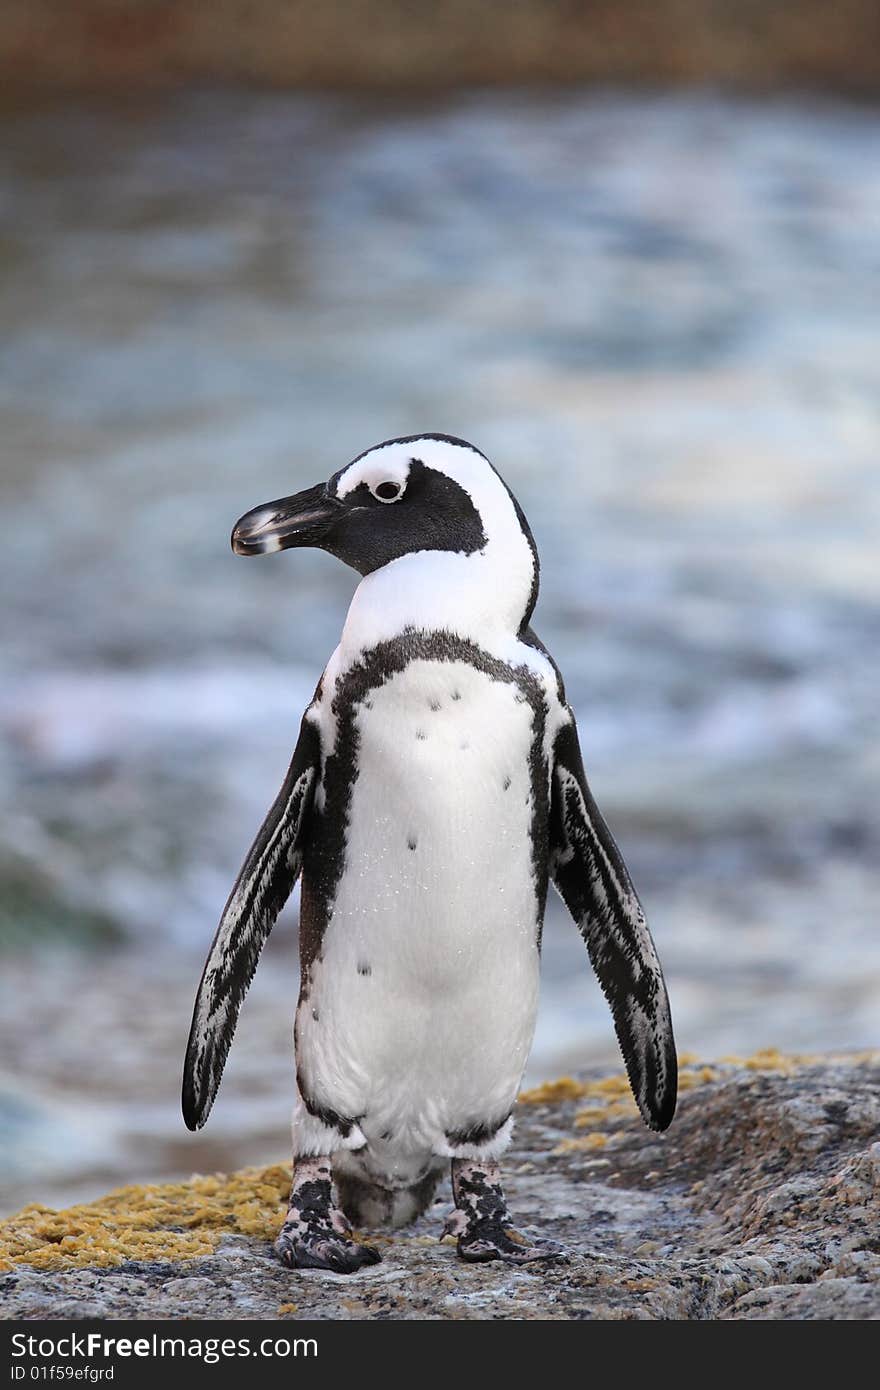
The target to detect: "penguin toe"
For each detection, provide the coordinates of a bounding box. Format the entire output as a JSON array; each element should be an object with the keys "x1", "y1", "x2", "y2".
[
  {"x1": 275, "y1": 1230, "x2": 382, "y2": 1274},
  {"x1": 344, "y1": 1241, "x2": 383, "y2": 1271},
  {"x1": 457, "y1": 1224, "x2": 567, "y2": 1265},
  {"x1": 497, "y1": 1237, "x2": 567, "y2": 1266}
]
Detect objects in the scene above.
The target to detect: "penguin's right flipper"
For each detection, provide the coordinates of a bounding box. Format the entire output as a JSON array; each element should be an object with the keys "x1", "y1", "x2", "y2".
[
  {"x1": 549, "y1": 715, "x2": 677, "y2": 1132},
  {"x1": 182, "y1": 716, "x2": 320, "y2": 1131}
]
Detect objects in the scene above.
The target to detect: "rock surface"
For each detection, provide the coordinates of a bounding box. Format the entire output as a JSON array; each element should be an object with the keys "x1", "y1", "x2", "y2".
[{"x1": 1, "y1": 1054, "x2": 878, "y2": 1320}]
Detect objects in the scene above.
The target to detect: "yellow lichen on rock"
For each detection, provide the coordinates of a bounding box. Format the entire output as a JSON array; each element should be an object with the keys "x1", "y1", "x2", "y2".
[
  {"x1": 519, "y1": 1072, "x2": 636, "y2": 1105},
  {"x1": 521, "y1": 1051, "x2": 844, "y2": 1114},
  {"x1": 553, "y1": 1133, "x2": 609, "y2": 1155},
  {"x1": 677, "y1": 1067, "x2": 720, "y2": 1091},
  {"x1": 521, "y1": 1052, "x2": 842, "y2": 1146},
  {"x1": 719, "y1": 1049, "x2": 829, "y2": 1073},
  {"x1": 581, "y1": 1074, "x2": 633, "y2": 1099},
  {"x1": 742, "y1": 1048, "x2": 809, "y2": 1073},
  {"x1": 574, "y1": 1098, "x2": 638, "y2": 1128},
  {"x1": 0, "y1": 1164, "x2": 290, "y2": 1274},
  {"x1": 518, "y1": 1076, "x2": 593, "y2": 1104},
  {"x1": 573, "y1": 1106, "x2": 608, "y2": 1128}
]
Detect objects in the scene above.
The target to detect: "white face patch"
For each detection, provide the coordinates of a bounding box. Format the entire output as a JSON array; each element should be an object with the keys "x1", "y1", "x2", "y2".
[{"x1": 335, "y1": 448, "x2": 412, "y2": 503}]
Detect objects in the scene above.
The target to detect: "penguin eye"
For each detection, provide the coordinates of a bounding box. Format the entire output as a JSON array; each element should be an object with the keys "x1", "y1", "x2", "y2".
[{"x1": 373, "y1": 481, "x2": 403, "y2": 503}]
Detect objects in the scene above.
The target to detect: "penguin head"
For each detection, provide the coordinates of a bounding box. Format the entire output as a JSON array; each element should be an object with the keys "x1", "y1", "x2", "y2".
[{"x1": 232, "y1": 434, "x2": 537, "y2": 604}]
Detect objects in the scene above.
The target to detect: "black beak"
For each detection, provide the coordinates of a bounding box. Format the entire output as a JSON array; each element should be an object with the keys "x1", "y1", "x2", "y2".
[{"x1": 231, "y1": 483, "x2": 341, "y2": 556}]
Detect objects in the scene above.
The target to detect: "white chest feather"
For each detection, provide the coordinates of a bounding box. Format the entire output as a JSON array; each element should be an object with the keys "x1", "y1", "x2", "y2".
[{"x1": 297, "y1": 658, "x2": 544, "y2": 1162}]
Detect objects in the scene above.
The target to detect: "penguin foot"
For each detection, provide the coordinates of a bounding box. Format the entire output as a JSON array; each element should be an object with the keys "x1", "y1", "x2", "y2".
[
  {"x1": 455, "y1": 1221, "x2": 564, "y2": 1264},
  {"x1": 275, "y1": 1225, "x2": 381, "y2": 1273},
  {"x1": 446, "y1": 1155, "x2": 566, "y2": 1266},
  {"x1": 441, "y1": 1207, "x2": 563, "y2": 1264},
  {"x1": 277, "y1": 1154, "x2": 381, "y2": 1275}
]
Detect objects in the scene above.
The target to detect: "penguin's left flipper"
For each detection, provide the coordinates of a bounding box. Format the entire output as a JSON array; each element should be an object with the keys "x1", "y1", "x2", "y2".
[
  {"x1": 182, "y1": 716, "x2": 320, "y2": 1131},
  {"x1": 549, "y1": 716, "x2": 678, "y2": 1132}
]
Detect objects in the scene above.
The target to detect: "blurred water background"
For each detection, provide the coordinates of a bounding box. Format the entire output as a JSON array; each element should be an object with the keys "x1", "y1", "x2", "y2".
[{"x1": 1, "y1": 81, "x2": 878, "y2": 1215}]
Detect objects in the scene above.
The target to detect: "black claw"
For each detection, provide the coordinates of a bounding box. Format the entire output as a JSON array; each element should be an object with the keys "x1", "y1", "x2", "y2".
[{"x1": 353, "y1": 1243, "x2": 382, "y2": 1268}]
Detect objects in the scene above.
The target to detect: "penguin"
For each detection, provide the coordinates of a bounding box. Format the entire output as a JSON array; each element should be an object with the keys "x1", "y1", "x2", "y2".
[{"x1": 182, "y1": 433, "x2": 676, "y2": 1272}]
